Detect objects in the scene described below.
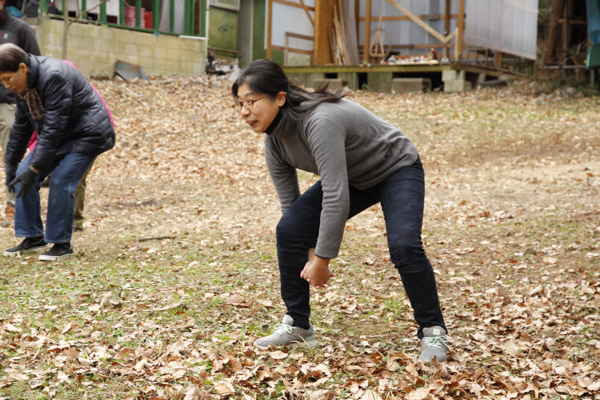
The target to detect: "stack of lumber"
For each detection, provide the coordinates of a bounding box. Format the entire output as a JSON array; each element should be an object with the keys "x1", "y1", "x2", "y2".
[{"x1": 328, "y1": 0, "x2": 357, "y2": 65}]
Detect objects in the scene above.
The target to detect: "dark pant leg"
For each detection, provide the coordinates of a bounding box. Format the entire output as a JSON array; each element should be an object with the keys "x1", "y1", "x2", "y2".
[
  {"x1": 14, "y1": 152, "x2": 53, "y2": 238},
  {"x1": 45, "y1": 153, "x2": 96, "y2": 243},
  {"x1": 276, "y1": 181, "x2": 378, "y2": 329},
  {"x1": 377, "y1": 162, "x2": 446, "y2": 338}
]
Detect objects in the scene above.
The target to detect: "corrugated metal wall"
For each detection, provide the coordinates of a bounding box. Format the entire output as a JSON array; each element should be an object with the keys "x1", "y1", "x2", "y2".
[
  {"x1": 267, "y1": 0, "x2": 539, "y2": 62},
  {"x1": 268, "y1": 0, "x2": 316, "y2": 52},
  {"x1": 464, "y1": 0, "x2": 538, "y2": 60},
  {"x1": 357, "y1": 0, "x2": 459, "y2": 57}
]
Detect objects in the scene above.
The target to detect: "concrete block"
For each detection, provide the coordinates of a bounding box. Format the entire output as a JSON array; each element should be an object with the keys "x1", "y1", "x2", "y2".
[
  {"x1": 137, "y1": 33, "x2": 158, "y2": 46},
  {"x1": 139, "y1": 46, "x2": 154, "y2": 58},
  {"x1": 442, "y1": 69, "x2": 466, "y2": 82},
  {"x1": 180, "y1": 49, "x2": 197, "y2": 62},
  {"x1": 166, "y1": 58, "x2": 180, "y2": 72},
  {"x1": 392, "y1": 78, "x2": 432, "y2": 94},
  {"x1": 125, "y1": 42, "x2": 142, "y2": 56},
  {"x1": 180, "y1": 61, "x2": 194, "y2": 74},
  {"x1": 367, "y1": 72, "x2": 393, "y2": 93},
  {"x1": 444, "y1": 79, "x2": 472, "y2": 93},
  {"x1": 477, "y1": 73, "x2": 487, "y2": 86},
  {"x1": 152, "y1": 58, "x2": 168, "y2": 71}
]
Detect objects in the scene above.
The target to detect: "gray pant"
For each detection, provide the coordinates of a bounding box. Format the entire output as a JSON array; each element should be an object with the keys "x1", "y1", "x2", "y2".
[
  {"x1": 73, "y1": 161, "x2": 94, "y2": 230},
  {"x1": 0, "y1": 103, "x2": 16, "y2": 207}
]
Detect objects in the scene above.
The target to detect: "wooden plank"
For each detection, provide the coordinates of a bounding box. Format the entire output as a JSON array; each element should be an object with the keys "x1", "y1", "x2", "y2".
[
  {"x1": 285, "y1": 34, "x2": 289, "y2": 66},
  {"x1": 297, "y1": 0, "x2": 315, "y2": 26},
  {"x1": 391, "y1": 43, "x2": 453, "y2": 50},
  {"x1": 342, "y1": 0, "x2": 357, "y2": 64},
  {"x1": 267, "y1": 0, "x2": 273, "y2": 60},
  {"x1": 444, "y1": 0, "x2": 451, "y2": 57},
  {"x1": 444, "y1": 0, "x2": 451, "y2": 34},
  {"x1": 273, "y1": 0, "x2": 315, "y2": 11},
  {"x1": 457, "y1": 0, "x2": 465, "y2": 59},
  {"x1": 314, "y1": 0, "x2": 335, "y2": 65},
  {"x1": 558, "y1": 19, "x2": 587, "y2": 25},
  {"x1": 363, "y1": 0, "x2": 372, "y2": 64},
  {"x1": 384, "y1": 0, "x2": 446, "y2": 42},
  {"x1": 358, "y1": 14, "x2": 459, "y2": 22},
  {"x1": 273, "y1": 45, "x2": 314, "y2": 55},
  {"x1": 494, "y1": 51, "x2": 503, "y2": 69},
  {"x1": 286, "y1": 32, "x2": 315, "y2": 41}
]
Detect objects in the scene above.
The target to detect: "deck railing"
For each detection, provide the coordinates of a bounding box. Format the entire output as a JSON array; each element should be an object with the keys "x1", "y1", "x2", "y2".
[{"x1": 39, "y1": 0, "x2": 206, "y2": 37}]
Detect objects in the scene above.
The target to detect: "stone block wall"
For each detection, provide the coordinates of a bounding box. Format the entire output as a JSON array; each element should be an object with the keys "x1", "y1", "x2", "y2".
[{"x1": 27, "y1": 18, "x2": 206, "y2": 78}]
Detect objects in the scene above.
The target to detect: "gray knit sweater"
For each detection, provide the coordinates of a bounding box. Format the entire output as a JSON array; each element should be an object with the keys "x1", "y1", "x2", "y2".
[{"x1": 264, "y1": 98, "x2": 419, "y2": 259}]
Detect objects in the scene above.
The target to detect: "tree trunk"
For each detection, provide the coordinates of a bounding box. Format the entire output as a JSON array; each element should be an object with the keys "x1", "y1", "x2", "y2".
[{"x1": 544, "y1": 0, "x2": 565, "y2": 65}]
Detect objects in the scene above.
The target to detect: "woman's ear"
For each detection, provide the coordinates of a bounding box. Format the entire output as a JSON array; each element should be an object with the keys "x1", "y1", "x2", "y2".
[
  {"x1": 18, "y1": 63, "x2": 28, "y2": 75},
  {"x1": 277, "y1": 91, "x2": 287, "y2": 107}
]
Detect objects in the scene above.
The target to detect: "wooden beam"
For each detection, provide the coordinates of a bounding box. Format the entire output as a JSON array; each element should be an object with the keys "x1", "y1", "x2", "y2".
[
  {"x1": 358, "y1": 14, "x2": 459, "y2": 22},
  {"x1": 273, "y1": 0, "x2": 315, "y2": 11},
  {"x1": 384, "y1": 0, "x2": 446, "y2": 42},
  {"x1": 444, "y1": 0, "x2": 451, "y2": 34},
  {"x1": 558, "y1": 19, "x2": 587, "y2": 25},
  {"x1": 363, "y1": 0, "x2": 372, "y2": 64},
  {"x1": 297, "y1": 0, "x2": 315, "y2": 27},
  {"x1": 286, "y1": 32, "x2": 315, "y2": 41},
  {"x1": 313, "y1": 0, "x2": 335, "y2": 65},
  {"x1": 390, "y1": 43, "x2": 454, "y2": 49},
  {"x1": 273, "y1": 45, "x2": 314, "y2": 55},
  {"x1": 494, "y1": 51, "x2": 503, "y2": 68},
  {"x1": 267, "y1": 0, "x2": 273, "y2": 60},
  {"x1": 444, "y1": 0, "x2": 451, "y2": 57},
  {"x1": 457, "y1": 0, "x2": 465, "y2": 60},
  {"x1": 341, "y1": 0, "x2": 357, "y2": 64}
]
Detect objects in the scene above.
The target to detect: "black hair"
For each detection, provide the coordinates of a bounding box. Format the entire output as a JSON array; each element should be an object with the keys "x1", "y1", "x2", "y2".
[
  {"x1": 0, "y1": 43, "x2": 30, "y2": 73},
  {"x1": 231, "y1": 59, "x2": 346, "y2": 122}
]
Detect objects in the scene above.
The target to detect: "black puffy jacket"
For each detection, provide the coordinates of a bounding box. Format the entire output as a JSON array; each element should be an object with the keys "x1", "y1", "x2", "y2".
[{"x1": 5, "y1": 54, "x2": 116, "y2": 170}]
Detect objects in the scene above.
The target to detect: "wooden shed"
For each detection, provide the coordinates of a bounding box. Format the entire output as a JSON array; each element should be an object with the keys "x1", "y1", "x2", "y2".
[{"x1": 258, "y1": 0, "x2": 539, "y2": 92}]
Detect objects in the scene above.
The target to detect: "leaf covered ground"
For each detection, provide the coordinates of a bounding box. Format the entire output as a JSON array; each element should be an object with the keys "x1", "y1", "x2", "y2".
[{"x1": 0, "y1": 76, "x2": 599, "y2": 400}]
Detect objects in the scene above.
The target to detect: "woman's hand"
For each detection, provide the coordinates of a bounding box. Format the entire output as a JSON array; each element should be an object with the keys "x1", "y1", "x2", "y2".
[{"x1": 301, "y1": 253, "x2": 334, "y2": 288}]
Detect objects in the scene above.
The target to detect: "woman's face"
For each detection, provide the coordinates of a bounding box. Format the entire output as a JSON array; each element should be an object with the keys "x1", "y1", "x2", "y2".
[
  {"x1": 0, "y1": 63, "x2": 28, "y2": 95},
  {"x1": 236, "y1": 83, "x2": 286, "y2": 133}
]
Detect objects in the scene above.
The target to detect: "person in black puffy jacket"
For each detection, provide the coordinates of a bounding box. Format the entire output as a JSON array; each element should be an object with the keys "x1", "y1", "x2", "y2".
[
  {"x1": 0, "y1": 43, "x2": 115, "y2": 261},
  {"x1": 0, "y1": 2, "x2": 41, "y2": 225}
]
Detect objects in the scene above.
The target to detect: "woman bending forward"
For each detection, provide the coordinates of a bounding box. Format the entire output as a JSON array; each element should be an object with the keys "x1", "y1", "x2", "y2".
[{"x1": 232, "y1": 60, "x2": 448, "y2": 362}]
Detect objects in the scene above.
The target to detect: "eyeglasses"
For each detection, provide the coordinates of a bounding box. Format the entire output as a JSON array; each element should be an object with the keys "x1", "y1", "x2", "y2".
[{"x1": 232, "y1": 96, "x2": 266, "y2": 111}]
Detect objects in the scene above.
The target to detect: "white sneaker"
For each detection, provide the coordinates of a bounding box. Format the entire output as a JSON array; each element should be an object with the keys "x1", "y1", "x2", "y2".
[
  {"x1": 418, "y1": 326, "x2": 449, "y2": 362},
  {"x1": 254, "y1": 315, "x2": 318, "y2": 349}
]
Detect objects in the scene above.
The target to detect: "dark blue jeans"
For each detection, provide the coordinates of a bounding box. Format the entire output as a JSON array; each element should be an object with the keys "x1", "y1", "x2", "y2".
[
  {"x1": 276, "y1": 159, "x2": 446, "y2": 338},
  {"x1": 14, "y1": 151, "x2": 97, "y2": 243}
]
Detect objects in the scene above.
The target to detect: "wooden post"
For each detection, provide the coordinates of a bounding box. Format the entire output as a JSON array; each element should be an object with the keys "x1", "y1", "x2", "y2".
[
  {"x1": 456, "y1": 0, "x2": 465, "y2": 60},
  {"x1": 363, "y1": 0, "x2": 372, "y2": 64},
  {"x1": 267, "y1": 0, "x2": 273, "y2": 60},
  {"x1": 494, "y1": 51, "x2": 502, "y2": 68},
  {"x1": 313, "y1": 0, "x2": 335, "y2": 65},
  {"x1": 444, "y1": 0, "x2": 451, "y2": 34},
  {"x1": 443, "y1": 0, "x2": 451, "y2": 58}
]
